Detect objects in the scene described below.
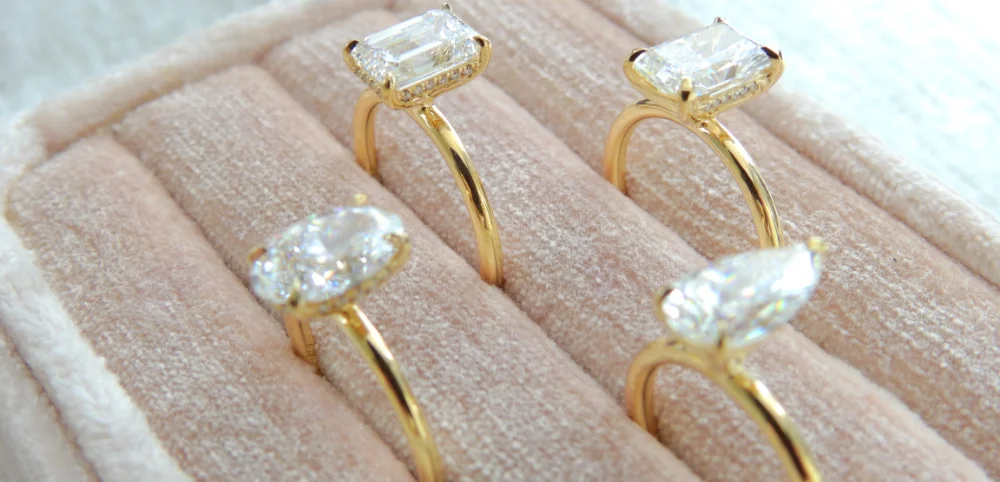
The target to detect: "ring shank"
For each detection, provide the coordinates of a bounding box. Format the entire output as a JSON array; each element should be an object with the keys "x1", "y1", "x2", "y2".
[
  {"x1": 603, "y1": 99, "x2": 785, "y2": 248},
  {"x1": 353, "y1": 89, "x2": 504, "y2": 286},
  {"x1": 287, "y1": 307, "x2": 443, "y2": 481},
  {"x1": 625, "y1": 338, "x2": 821, "y2": 481}
]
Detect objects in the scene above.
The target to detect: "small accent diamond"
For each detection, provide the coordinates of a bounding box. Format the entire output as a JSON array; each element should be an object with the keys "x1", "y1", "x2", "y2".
[{"x1": 660, "y1": 243, "x2": 823, "y2": 349}]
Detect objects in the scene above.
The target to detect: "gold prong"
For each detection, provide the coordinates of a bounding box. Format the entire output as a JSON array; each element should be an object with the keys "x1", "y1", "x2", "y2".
[
  {"x1": 384, "y1": 232, "x2": 412, "y2": 278},
  {"x1": 622, "y1": 48, "x2": 648, "y2": 84},
  {"x1": 353, "y1": 193, "x2": 369, "y2": 206},
  {"x1": 474, "y1": 35, "x2": 492, "y2": 70},
  {"x1": 714, "y1": 16, "x2": 727, "y2": 24},
  {"x1": 627, "y1": 47, "x2": 647, "y2": 63},
  {"x1": 652, "y1": 286, "x2": 678, "y2": 322},
  {"x1": 288, "y1": 290, "x2": 301, "y2": 308},
  {"x1": 761, "y1": 45, "x2": 784, "y2": 85},
  {"x1": 678, "y1": 77, "x2": 694, "y2": 119},
  {"x1": 248, "y1": 246, "x2": 266, "y2": 264},
  {"x1": 342, "y1": 40, "x2": 360, "y2": 70},
  {"x1": 806, "y1": 237, "x2": 829, "y2": 254},
  {"x1": 441, "y1": 3, "x2": 452, "y2": 11},
  {"x1": 715, "y1": 322, "x2": 730, "y2": 353},
  {"x1": 382, "y1": 75, "x2": 400, "y2": 105}
]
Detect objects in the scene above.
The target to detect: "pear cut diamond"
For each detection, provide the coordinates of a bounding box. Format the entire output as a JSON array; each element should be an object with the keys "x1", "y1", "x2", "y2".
[
  {"x1": 351, "y1": 9, "x2": 481, "y2": 90},
  {"x1": 249, "y1": 207, "x2": 405, "y2": 307},
  {"x1": 634, "y1": 23, "x2": 771, "y2": 100},
  {"x1": 660, "y1": 243, "x2": 823, "y2": 349}
]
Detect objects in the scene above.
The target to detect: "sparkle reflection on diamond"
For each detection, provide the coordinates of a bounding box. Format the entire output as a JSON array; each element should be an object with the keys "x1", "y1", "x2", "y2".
[
  {"x1": 634, "y1": 23, "x2": 771, "y2": 99},
  {"x1": 351, "y1": 9, "x2": 481, "y2": 90},
  {"x1": 249, "y1": 206, "x2": 405, "y2": 307},
  {"x1": 660, "y1": 243, "x2": 823, "y2": 349}
]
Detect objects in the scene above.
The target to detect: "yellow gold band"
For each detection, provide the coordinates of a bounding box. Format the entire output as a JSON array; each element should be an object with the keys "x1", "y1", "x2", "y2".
[
  {"x1": 625, "y1": 338, "x2": 821, "y2": 482},
  {"x1": 603, "y1": 99, "x2": 786, "y2": 249},
  {"x1": 353, "y1": 89, "x2": 504, "y2": 286},
  {"x1": 286, "y1": 306, "x2": 443, "y2": 481}
]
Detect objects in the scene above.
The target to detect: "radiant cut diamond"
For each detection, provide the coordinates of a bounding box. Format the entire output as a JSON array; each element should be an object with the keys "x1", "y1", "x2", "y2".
[
  {"x1": 634, "y1": 23, "x2": 771, "y2": 99},
  {"x1": 660, "y1": 243, "x2": 823, "y2": 349},
  {"x1": 249, "y1": 207, "x2": 405, "y2": 306},
  {"x1": 351, "y1": 9, "x2": 481, "y2": 90}
]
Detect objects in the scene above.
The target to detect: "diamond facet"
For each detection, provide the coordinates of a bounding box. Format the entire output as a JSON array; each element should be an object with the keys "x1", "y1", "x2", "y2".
[
  {"x1": 351, "y1": 9, "x2": 481, "y2": 90},
  {"x1": 633, "y1": 23, "x2": 771, "y2": 99},
  {"x1": 249, "y1": 207, "x2": 406, "y2": 307},
  {"x1": 659, "y1": 243, "x2": 823, "y2": 349}
]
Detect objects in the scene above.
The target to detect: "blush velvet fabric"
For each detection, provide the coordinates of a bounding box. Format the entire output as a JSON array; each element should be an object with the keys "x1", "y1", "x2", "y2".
[{"x1": 0, "y1": 1, "x2": 997, "y2": 481}]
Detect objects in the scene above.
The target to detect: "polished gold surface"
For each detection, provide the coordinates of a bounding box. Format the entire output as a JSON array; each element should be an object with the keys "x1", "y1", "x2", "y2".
[
  {"x1": 623, "y1": 240, "x2": 826, "y2": 482},
  {"x1": 625, "y1": 338, "x2": 821, "y2": 481},
  {"x1": 344, "y1": 11, "x2": 504, "y2": 286},
  {"x1": 250, "y1": 196, "x2": 443, "y2": 482},
  {"x1": 603, "y1": 21, "x2": 786, "y2": 249}
]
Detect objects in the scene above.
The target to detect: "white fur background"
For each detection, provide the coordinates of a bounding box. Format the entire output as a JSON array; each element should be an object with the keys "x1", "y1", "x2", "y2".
[{"x1": 2, "y1": 0, "x2": 998, "y2": 216}]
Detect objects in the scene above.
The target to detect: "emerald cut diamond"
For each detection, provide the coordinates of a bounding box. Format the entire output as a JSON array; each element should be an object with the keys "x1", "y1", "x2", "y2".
[
  {"x1": 249, "y1": 207, "x2": 406, "y2": 307},
  {"x1": 634, "y1": 23, "x2": 772, "y2": 109},
  {"x1": 351, "y1": 9, "x2": 482, "y2": 92},
  {"x1": 659, "y1": 243, "x2": 823, "y2": 349}
]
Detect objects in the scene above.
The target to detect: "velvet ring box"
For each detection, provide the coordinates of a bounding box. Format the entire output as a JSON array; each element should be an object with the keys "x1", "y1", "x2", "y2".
[{"x1": 1, "y1": 1, "x2": 998, "y2": 481}]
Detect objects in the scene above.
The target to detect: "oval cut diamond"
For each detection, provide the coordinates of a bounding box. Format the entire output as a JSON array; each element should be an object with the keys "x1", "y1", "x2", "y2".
[
  {"x1": 660, "y1": 243, "x2": 823, "y2": 349},
  {"x1": 249, "y1": 207, "x2": 405, "y2": 306}
]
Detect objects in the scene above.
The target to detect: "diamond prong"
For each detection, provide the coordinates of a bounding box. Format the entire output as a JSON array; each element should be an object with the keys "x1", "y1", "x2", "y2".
[
  {"x1": 352, "y1": 193, "x2": 369, "y2": 206},
  {"x1": 343, "y1": 40, "x2": 360, "y2": 69},
  {"x1": 382, "y1": 75, "x2": 401, "y2": 104},
  {"x1": 652, "y1": 286, "x2": 679, "y2": 321},
  {"x1": 287, "y1": 289, "x2": 301, "y2": 308},
  {"x1": 474, "y1": 35, "x2": 492, "y2": 70},
  {"x1": 678, "y1": 77, "x2": 694, "y2": 118},
  {"x1": 761, "y1": 45, "x2": 784, "y2": 84},
  {"x1": 627, "y1": 48, "x2": 647, "y2": 63},
  {"x1": 441, "y1": 3, "x2": 452, "y2": 11},
  {"x1": 714, "y1": 16, "x2": 727, "y2": 24},
  {"x1": 248, "y1": 246, "x2": 266, "y2": 264},
  {"x1": 806, "y1": 237, "x2": 829, "y2": 254}
]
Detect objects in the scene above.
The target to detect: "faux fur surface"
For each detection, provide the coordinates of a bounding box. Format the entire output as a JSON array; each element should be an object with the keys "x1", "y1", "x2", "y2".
[{"x1": 0, "y1": 0, "x2": 997, "y2": 481}]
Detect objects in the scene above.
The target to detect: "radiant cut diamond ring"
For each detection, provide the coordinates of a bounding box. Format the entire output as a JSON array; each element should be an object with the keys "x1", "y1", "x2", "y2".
[
  {"x1": 603, "y1": 18, "x2": 787, "y2": 249},
  {"x1": 344, "y1": 4, "x2": 504, "y2": 287}
]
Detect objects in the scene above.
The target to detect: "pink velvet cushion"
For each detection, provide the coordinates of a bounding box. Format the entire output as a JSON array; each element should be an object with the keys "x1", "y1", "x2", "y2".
[{"x1": 0, "y1": 1, "x2": 997, "y2": 481}]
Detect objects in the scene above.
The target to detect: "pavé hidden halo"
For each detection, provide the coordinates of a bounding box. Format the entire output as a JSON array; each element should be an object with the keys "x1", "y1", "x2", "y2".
[
  {"x1": 625, "y1": 239, "x2": 827, "y2": 482},
  {"x1": 344, "y1": 5, "x2": 504, "y2": 288},
  {"x1": 248, "y1": 196, "x2": 442, "y2": 481},
  {"x1": 603, "y1": 18, "x2": 787, "y2": 249}
]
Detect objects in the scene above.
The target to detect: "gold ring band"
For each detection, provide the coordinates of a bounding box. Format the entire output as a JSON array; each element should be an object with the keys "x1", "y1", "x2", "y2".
[
  {"x1": 624, "y1": 240, "x2": 828, "y2": 482},
  {"x1": 345, "y1": 5, "x2": 504, "y2": 287},
  {"x1": 603, "y1": 18, "x2": 787, "y2": 249},
  {"x1": 352, "y1": 90, "x2": 504, "y2": 285},
  {"x1": 603, "y1": 100, "x2": 785, "y2": 248},
  {"x1": 249, "y1": 198, "x2": 443, "y2": 481},
  {"x1": 625, "y1": 338, "x2": 821, "y2": 481}
]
